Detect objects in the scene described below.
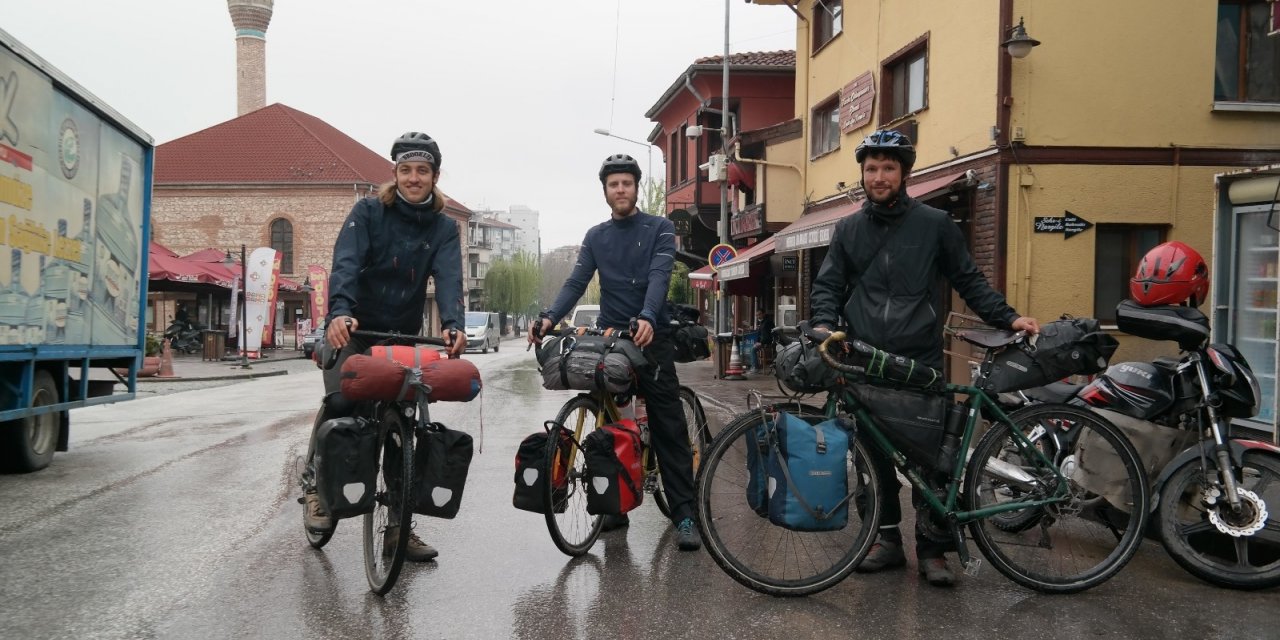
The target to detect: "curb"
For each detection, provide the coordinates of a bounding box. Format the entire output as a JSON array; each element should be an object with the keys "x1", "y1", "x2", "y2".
[{"x1": 140, "y1": 369, "x2": 291, "y2": 383}]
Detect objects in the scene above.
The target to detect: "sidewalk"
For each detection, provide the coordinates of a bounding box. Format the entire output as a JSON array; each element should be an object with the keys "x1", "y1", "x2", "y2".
[
  {"x1": 674, "y1": 359, "x2": 824, "y2": 427},
  {"x1": 139, "y1": 349, "x2": 309, "y2": 382}
]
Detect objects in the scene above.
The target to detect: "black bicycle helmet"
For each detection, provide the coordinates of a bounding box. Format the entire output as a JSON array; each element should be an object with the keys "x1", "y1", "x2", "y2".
[
  {"x1": 598, "y1": 153, "x2": 642, "y2": 185},
  {"x1": 390, "y1": 131, "x2": 442, "y2": 170},
  {"x1": 854, "y1": 130, "x2": 916, "y2": 173}
]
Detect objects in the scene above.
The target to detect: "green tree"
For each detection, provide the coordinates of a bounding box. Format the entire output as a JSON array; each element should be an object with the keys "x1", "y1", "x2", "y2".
[
  {"x1": 640, "y1": 178, "x2": 666, "y2": 217},
  {"x1": 668, "y1": 260, "x2": 692, "y2": 305},
  {"x1": 485, "y1": 251, "x2": 541, "y2": 319}
]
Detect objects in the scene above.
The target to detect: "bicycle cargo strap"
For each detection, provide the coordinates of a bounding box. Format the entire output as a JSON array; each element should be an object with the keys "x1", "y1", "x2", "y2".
[
  {"x1": 596, "y1": 336, "x2": 617, "y2": 393},
  {"x1": 770, "y1": 421, "x2": 856, "y2": 521}
]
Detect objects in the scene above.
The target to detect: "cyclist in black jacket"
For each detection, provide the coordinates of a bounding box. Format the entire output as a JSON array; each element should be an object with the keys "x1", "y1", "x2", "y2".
[
  {"x1": 528, "y1": 154, "x2": 701, "y2": 551},
  {"x1": 810, "y1": 130, "x2": 1039, "y2": 586},
  {"x1": 302, "y1": 132, "x2": 466, "y2": 562}
]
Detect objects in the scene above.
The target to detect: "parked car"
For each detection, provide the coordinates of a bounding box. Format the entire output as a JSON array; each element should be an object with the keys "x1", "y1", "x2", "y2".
[
  {"x1": 464, "y1": 311, "x2": 501, "y2": 353},
  {"x1": 302, "y1": 322, "x2": 325, "y2": 359},
  {"x1": 569, "y1": 304, "x2": 600, "y2": 329}
]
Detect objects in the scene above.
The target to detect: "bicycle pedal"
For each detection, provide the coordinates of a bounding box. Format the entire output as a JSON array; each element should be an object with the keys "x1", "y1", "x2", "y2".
[{"x1": 963, "y1": 558, "x2": 982, "y2": 577}]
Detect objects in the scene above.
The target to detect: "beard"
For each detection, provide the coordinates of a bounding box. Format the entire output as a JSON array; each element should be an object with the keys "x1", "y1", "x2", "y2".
[{"x1": 610, "y1": 195, "x2": 637, "y2": 217}]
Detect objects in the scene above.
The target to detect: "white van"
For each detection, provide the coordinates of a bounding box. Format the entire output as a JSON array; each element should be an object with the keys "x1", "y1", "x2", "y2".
[
  {"x1": 464, "y1": 311, "x2": 501, "y2": 353},
  {"x1": 569, "y1": 304, "x2": 600, "y2": 329}
]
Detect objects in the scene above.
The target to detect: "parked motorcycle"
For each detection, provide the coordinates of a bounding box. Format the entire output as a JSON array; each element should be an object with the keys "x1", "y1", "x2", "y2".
[
  {"x1": 985, "y1": 242, "x2": 1280, "y2": 590},
  {"x1": 164, "y1": 321, "x2": 203, "y2": 354}
]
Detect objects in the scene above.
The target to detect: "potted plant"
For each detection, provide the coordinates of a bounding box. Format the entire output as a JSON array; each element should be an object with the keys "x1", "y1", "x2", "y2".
[{"x1": 139, "y1": 333, "x2": 164, "y2": 377}]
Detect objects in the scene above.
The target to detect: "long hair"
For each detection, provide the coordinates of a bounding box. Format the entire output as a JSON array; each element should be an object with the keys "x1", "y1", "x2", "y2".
[{"x1": 378, "y1": 181, "x2": 446, "y2": 211}]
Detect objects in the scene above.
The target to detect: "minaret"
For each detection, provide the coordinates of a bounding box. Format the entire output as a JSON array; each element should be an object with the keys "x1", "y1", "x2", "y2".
[{"x1": 227, "y1": 0, "x2": 274, "y2": 116}]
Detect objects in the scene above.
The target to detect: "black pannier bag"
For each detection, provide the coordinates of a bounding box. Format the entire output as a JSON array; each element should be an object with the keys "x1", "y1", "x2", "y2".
[
  {"x1": 536, "y1": 334, "x2": 648, "y2": 394},
  {"x1": 980, "y1": 317, "x2": 1119, "y2": 394},
  {"x1": 412, "y1": 423, "x2": 474, "y2": 519},
  {"x1": 582, "y1": 420, "x2": 645, "y2": 515},
  {"x1": 1114, "y1": 299, "x2": 1210, "y2": 351},
  {"x1": 849, "y1": 385, "x2": 953, "y2": 474},
  {"x1": 672, "y1": 324, "x2": 711, "y2": 363},
  {"x1": 512, "y1": 426, "x2": 572, "y2": 513},
  {"x1": 314, "y1": 417, "x2": 378, "y2": 520}
]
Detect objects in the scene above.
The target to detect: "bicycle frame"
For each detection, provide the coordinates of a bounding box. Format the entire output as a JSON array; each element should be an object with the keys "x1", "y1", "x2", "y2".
[
  {"x1": 824, "y1": 380, "x2": 1072, "y2": 526},
  {"x1": 558, "y1": 391, "x2": 659, "y2": 485}
]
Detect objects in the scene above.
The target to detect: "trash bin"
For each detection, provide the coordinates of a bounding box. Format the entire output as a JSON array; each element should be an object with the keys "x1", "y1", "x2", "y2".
[
  {"x1": 202, "y1": 330, "x2": 226, "y2": 362},
  {"x1": 714, "y1": 333, "x2": 735, "y2": 379}
]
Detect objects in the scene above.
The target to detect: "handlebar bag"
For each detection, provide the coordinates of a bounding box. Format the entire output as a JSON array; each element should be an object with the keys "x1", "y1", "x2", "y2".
[
  {"x1": 512, "y1": 427, "x2": 572, "y2": 513},
  {"x1": 773, "y1": 339, "x2": 840, "y2": 394},
  {"x1": 371, "y1": 345, "x2": 442, "y2": 368},
  {"x1": 849, "y1": 384, "x2": 951, "y2": 474},
  {"x1": 342, "y1": 355, "x2": 482, "y2": 403},
  {"x1": 583, "y1": 419, "x2": 645, "y2": 515},
  {"x1": 412, "y1": 423, "x2": 473, "y2": 519},
  {"x1": 420, "y1": 359, "x2": 482, "y2": 402},
  {"x1": 314, "y1": 417, "x2": 378, "y2": 520},
  {"x1": 537, "y1": 335, "x2": 643, "y2": 394},
  {"x1": 981, "y1": 317, "x2": 1118, "y2": 394},
  {"x1": 765, "y1": 412, "x2": 852, "y2": 532}
]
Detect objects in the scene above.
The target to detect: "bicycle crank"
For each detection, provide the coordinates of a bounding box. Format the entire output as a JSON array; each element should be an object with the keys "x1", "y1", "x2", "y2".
[{"x1": 1206, "y1": 486, "x2": 1268, "y2": 537}]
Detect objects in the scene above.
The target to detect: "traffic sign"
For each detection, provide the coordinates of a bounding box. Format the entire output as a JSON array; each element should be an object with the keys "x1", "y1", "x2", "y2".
[{"x1": 708, "y1": 243, "x2": 738, "y2": 272}]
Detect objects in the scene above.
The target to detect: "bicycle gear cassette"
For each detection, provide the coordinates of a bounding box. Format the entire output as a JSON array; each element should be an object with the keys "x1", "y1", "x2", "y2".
[{"x1": 1207, "y1": 486, "x2": 1268, "y2": 537}]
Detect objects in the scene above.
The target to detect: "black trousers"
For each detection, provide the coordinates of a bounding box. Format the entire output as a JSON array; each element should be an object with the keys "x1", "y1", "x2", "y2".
[
  {"x1": 866, "y1": 447, "x2": 953, "y2": 558},
  {"x1": 635, "y1": 336, "x2": 696, "y2": 524}
]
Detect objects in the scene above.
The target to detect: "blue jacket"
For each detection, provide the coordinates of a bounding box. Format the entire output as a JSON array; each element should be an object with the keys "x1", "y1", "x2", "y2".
[
  {"x1": 328, "y1": 195, "x2": 464, "y2": 334},
  {"x1": 547, "y1": 211, "x2": 675, "y2": 330}
]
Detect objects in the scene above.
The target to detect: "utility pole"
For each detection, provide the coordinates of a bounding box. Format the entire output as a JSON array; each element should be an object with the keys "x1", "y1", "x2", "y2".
[{"x1": 717, "y1": 0, "x2": 731, "y2": 336}]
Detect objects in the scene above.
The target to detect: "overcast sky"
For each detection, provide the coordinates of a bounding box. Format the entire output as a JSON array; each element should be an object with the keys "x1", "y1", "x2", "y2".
[{"x1": 1, "y1": 0, "x2": 797, "y2": 251}]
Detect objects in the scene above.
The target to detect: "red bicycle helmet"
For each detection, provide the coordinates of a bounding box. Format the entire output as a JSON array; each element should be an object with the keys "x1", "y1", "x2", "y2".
[{"x1": 1130, "y1": 241, "x2": 1209, "y2": 307}]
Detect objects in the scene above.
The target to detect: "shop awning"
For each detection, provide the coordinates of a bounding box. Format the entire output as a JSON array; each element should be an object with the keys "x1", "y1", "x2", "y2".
[
  {"x1": 689, "y1": 264, "x2": 716, "y2": 290},
  {"x1": 718, "y1": 237, "x2": 776, "y2": 281},
  {"x1": 772, "y1": 171, "x2": 965, "y2": 251}
]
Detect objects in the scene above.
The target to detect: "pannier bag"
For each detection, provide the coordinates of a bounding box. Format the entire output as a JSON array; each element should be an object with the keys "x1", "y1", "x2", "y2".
[
  {"x1": 583, "y1": 419, "x2": 645, "y2": 515},
  {"x1": 849, "y1": 385, "x2": 953, "y2": 474},
  {"x1": 413, "y1": 423, "x2": 474, "y2": 519},
  {"x1": 746, "y1": 421, "x2": 770, "y2": 518},
  {"x1": 371, "y1": 344, "x2": 441, "y2": 368},
  {"x1": 341, "y1": 355, "x2": 482, "y2": 403},
  {"x1": 314, "y1": 417, "x2": 378, "y2": 520},
  {"x1": 773, "y1": 339, "x2": 841, "y2": 394},
  {"x1": 512, "y1": 426, "x2": 572, "y2": 513},
  {"x1": 766, "y1": 412, "x2": 853, "y2": 531},
  {"x1": 537, "y1": 334, "x2": 647, "y2": 394},
  {"x1": 980, "y1": 317, "x2": 1118, "y2": 394},
  {"x1": 672, "y1": 323, "x2": 711, "y2": 363}
]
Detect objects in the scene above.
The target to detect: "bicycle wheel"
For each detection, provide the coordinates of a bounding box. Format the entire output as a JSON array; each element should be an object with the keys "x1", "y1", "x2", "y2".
[
  {"x1": 654, "y1": 387, "x2": 712, "y2": 518},
  {"x1": 696, "y1": 409, "x2": 880, "y2": 597},
  {"x1": 1157, "y1": 450, "x2": 1280, "y2": 590},
  {"x1": 364, "y1": 409, "x2": 415, "y2": 595},
  {"x1": 545, "y1": 394, "x2": 605, "y2": 556},
  {"x1": 965, "y1": 403, "x2": 1149, "y2": 593}
]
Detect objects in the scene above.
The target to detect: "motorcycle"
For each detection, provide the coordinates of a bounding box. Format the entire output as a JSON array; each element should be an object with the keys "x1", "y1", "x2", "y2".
[
  {"x1": 985, "y1": 300, "x2": 1280, "y2": 590},
  {"x1": 164, "y1": 321, "x2": 203, "y2": 354}
]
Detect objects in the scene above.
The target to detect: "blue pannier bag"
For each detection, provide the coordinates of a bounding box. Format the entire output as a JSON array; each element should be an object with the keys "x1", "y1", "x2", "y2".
[
  {"x1": 746, "y1": 422, "x2": 770, "y2": 517},
  {"x1": 766, "y1": 412, "x2": 852, "y2": 532}
]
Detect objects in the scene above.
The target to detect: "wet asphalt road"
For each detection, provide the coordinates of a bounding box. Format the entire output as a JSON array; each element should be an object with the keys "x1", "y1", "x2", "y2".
[{"x1": 1, "y1": 341, "x2": 1277, "y2": 639}]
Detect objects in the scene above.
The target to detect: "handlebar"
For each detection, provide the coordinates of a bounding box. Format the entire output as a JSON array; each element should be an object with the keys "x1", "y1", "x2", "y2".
[{"x1": 324, "y1": 324, "x2": 459, "y2": 369}]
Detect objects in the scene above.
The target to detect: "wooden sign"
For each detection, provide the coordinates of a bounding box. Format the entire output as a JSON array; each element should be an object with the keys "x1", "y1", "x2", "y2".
[{"x1": 839, "y1": 71, "x2": 875, "y2": 134}]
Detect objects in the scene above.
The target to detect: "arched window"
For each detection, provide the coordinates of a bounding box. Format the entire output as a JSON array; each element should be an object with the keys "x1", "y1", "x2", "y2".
[{"x1": 270, "y1": 218, "x2": 294, "y2": 273}]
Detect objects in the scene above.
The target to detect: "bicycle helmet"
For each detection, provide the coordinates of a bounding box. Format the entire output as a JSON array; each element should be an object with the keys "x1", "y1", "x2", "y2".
[
  {"x1": 1129, "y1": 241, "x2": 1210, "y2": 307},
  {"x1": 854, "y1": 130, "x2": 916, "y2": 174},
  {"x1": 598, "y1": 153, "x2": 642, "y2": 185},
  {"x1": 390, "y1": 132, "x2": 441, "y2": 170}
]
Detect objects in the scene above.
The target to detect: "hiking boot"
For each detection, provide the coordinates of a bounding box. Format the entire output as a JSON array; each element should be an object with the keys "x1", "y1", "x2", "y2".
[
  {"x1": 383, "y1": 525, "x2": 439, "y2": 562},
  {"x1": 918, "y1": 557, "x2": 956, "y2": 587},
  {"x1": 676, "y1": 518, "x2": 701, "y2": 551},
  {"x1": 303, "y1": 491, "x2": 332, "y2": 532},
  {"x1": 854, "y1": 540, "x2": 907, "y2": 573},
  {"x1": 601, "y1": 514, "x2": 630, "y2": 532}
]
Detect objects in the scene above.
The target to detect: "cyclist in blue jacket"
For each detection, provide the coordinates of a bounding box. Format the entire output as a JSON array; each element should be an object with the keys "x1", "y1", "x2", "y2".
[
  {"x1": 302, "y1": 132, "x2": 466, "y2": 562},
  {"x1": 528, "y1": 154, "x2": 701, "y2": 551}
]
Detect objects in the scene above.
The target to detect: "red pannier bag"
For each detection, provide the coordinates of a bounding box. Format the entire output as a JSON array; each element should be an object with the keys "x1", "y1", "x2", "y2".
[
  {"x1": 341, "y1": 355, "x2": 482, "y2": 403},
  {"x1": 583, "y1": 419, "x2": 644, "y2": 515}
]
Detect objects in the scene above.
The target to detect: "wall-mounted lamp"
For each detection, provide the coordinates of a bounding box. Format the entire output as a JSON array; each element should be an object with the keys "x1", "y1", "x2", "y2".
[
  {"x1": 686, "y1": 124, "x2": 726, "y2": 139},
  {"x1": 1001, "y1": 17, "x2": 1040, "y2": 59}
]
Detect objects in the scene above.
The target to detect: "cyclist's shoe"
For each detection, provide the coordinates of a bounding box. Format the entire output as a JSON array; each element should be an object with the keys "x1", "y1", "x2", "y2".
[
  {"x1": 383, "y1": 525, "x2": 439, "y2": 562},
  {"x1": 854, "y1": 540, "x2": 907, "y2": 573},
  {"x1": 676, "y1": 518, "x2": 701, "y2": 551},
  {"x1": 601, "y1": 514, "x2": 630, "y2": 532},
  {"x1": 303, "y1": 490, "x2": 333, "y2": 532},
  {"x1": 918, "y1": 557, "x2": 956, "y2": 587}
]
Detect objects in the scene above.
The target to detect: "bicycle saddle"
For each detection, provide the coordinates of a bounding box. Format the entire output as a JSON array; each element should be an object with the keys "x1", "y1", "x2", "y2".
[{"x1": 956, "y1": 328, "x2": 1023, "y2": 349}]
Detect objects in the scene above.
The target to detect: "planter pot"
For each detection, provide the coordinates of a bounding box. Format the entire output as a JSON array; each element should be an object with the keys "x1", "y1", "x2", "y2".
[{"x1": 137, "y1": 356, "x2": 161, "y2": 377}]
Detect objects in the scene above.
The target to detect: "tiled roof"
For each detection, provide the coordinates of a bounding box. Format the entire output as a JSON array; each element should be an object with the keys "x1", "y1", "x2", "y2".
[
  {"x1": 479, "y1": 217, "x2": 519, "y2": 230},
  {"x1": 693, "y1": 50, "x2": 795, "y2": 67},
  {"x1": 155, "y1": 103, "x2": 392, "y2": 185}
]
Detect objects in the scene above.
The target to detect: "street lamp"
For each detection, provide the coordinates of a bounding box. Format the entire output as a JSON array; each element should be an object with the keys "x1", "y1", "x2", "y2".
[
  {"x1": 593, "y1": 128, "x2": 653, "y2": 183},
  {"x1": 224, "y1": 245, "x2": 251, "y2": 369}
]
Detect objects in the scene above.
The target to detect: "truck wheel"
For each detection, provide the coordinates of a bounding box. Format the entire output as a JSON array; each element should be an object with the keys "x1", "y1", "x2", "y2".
[{"x1": 0, "y1": 370, "x2": 60, "y2": 473}]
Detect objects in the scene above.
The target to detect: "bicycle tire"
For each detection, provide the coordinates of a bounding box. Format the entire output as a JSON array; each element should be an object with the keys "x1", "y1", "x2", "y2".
[
  {"x1": 364, "y1": 409, "x2": 414, "y2": 595},
  {"x1": 696, "y1": 408, "x2": 880, "y2": 597},
  {"x1": 545, "y1": 394, "x2": 604, "y2": 556},
  {"x1": 1157, "y1": 450, "x2": 1280, "y2": 590},
  {"x1": 965, "y1": 403, "x2": 1149, "y2": 593},
  {"x1": 654, "y1": 387, "x2": 712, "y2": 518}
]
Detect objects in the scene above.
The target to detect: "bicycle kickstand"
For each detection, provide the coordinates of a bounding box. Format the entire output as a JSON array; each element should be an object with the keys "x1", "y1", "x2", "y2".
[{"x1": 951, "y1": 520, "x2": 981, "y2": 577}]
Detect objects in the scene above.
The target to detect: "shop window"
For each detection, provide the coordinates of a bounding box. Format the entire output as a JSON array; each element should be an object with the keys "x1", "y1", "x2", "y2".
[
  {"x1": 669, "y1": 131, "x2": 680, "y2": 185},
  {"x1": 811, "y1": 96, "x2": 841, "y2": 158},
  {"x1": 813, "y1": 0, "x2": 843, "y2": 53},
  {"x1": 270, "y1": 218, "x2": 293, "y2": 273},
  {"x1": 679, "y1": 124, "x2": 689, "y2": 184},
  {"x1": 1094, "y1": 225, "x2": 1165, "y2": 323},
  {"x1": 882, "y1": 41, "x2": 928, "y2": 122},
  {"x1": 1215, "y1": 1, "x2": 1280, "y2": 104}
]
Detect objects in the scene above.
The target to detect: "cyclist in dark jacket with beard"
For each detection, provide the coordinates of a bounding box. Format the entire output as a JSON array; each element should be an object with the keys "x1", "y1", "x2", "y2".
[
  {"x1": 810, "y1": 130, "x2": 1039, "y2": 586},
  {"x1": 302, "y1": 132, "x2": 466, "y2": 563}
]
